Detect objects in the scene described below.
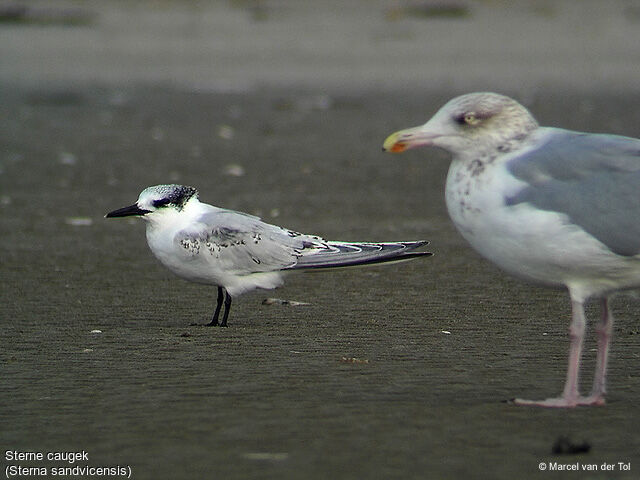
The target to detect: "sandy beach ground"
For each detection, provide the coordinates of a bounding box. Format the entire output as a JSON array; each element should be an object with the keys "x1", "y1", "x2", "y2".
[{"x1": 1, "y1": 1, "x2": 639, "y2": 478}]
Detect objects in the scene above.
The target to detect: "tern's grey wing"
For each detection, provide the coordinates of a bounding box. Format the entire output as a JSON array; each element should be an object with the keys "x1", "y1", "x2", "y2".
[
  {"x1": 174, "y1": 209, "x2": 315, "y2": 274},
  {"x1": 506, "y1": 130, "x2": 640, "y2": 256}
]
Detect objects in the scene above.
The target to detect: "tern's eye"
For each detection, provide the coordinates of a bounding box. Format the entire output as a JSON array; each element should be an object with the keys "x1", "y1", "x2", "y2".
[{"x1": 152, "y1": 198, "x2": 171, "y2": 208}]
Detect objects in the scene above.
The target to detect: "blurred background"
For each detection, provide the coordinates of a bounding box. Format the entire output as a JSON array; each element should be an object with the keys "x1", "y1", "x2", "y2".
[
  {"x1": 2, "y1": 0, "x2": 640, "y2": 93},
  {"x1": 2, "y1": 1, "x2": 640, "y2": 479}
]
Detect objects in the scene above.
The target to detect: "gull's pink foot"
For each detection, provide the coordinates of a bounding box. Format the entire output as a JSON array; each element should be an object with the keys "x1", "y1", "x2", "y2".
[
  {"x1": 577, "y1": 394, "x2": 606, "y2": 406},
  {"x1": 512, "y1": 395, "x2": 606, "y2": 408},
  {"x1": 512, "y1": 396, "x2": 580, "y2": 408}
]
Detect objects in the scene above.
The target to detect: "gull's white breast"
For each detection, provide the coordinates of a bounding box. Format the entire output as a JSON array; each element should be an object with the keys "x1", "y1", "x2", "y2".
[{"x1": 444, "y1": 150, "x2": 640, "y2": 299}]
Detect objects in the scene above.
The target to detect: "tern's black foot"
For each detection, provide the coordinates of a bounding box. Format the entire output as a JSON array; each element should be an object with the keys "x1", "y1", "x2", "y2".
[
  {"x1": 196, "y1": 287, "x2": 232, "y2": 327},
  {"x1": 203, "y1": 286, "x2": 225, "y2": 327}
]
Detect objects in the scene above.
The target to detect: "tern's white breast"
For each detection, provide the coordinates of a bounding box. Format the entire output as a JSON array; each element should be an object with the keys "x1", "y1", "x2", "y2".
[{"x1": 143, "y1": 206, "x2": 224, "y2": 285}]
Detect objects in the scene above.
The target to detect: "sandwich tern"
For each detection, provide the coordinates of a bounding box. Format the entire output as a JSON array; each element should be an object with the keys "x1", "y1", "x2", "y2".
[
  {"x1": 106, "y1": 184, "x2": 432, "y2": 327},
  {"x1": 384, "y1": 92, "x2": 640, "y2": 407}
]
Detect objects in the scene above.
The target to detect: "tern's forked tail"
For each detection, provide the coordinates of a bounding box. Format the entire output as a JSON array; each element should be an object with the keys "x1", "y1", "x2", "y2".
[{"x1": 286, "y1": 240, "x2": 432, "y2": 270}]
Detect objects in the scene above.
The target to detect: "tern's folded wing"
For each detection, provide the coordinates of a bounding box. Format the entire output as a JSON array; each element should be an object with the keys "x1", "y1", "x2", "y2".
[{"x1": 173, "y1": 209, "x2": 324, "y2": 275}]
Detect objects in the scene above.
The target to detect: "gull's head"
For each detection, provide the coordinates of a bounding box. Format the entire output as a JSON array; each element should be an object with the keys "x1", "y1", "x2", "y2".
[
  {"x1": 383, "y1": 92, "x2": 538, "y2": 157},
  {"x1": 105, "y1": 184, "x2": 199, "y2": 220}
]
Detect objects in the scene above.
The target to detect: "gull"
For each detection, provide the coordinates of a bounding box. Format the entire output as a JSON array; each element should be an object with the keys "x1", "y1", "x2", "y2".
[
  {"x1": 106, "y1": 184, "x2": 432, "y2": 327},
  {"x1": 383, "y1": 92, "x2": 640, "y2": 407}
]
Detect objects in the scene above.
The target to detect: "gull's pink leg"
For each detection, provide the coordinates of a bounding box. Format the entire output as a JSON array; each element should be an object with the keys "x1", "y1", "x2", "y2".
[
  {"x1": 514, "y1": 298, "x2": 586, "y2": 407},
  {"x1": 579, "y1": 298, "x2": 612, "y2": 406}
]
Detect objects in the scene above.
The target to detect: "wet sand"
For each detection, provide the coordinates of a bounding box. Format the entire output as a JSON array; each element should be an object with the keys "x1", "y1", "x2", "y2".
[
  {"x1": 3, "y1": 85, "x2": 640, "y2": 479},
  {"x1": 2, "y1": 2, "x2": 640, "y2": 479}
]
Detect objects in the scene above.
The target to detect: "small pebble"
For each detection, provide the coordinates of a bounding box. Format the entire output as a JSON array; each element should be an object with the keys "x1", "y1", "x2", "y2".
[
  {"x1": 224, "y1": 164, "x2": 245, "y2": 177},
  {"x1": 552, "y1": 435, "x2": 591, "y2": 455},
  {"x1": 262, "y1": 298, "x2": 310, "y2": 306},
  {"x1": 217, "y1": 125, "x2": 235, "y2": 140},
  {"x1": 340, "y1": 356, "x2": 369, "y2": 364},
  {"x1": 242, "y1": 453, "x2": 289, "y2": 461},
  {"x1": 65, "y1": 217, "x2": 93, "y2": 226},
  {"x1": 59, "y1": 152, "x2": 77, "y2": 165},
  {"x1": 150, "y1": 127, "x2": 164, "y2": 141}
]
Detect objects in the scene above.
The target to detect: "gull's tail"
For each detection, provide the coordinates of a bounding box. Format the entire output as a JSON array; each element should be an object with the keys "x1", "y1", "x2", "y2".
[{"x1": 286, "y1": 240, "x2": 432, "y2": 270}]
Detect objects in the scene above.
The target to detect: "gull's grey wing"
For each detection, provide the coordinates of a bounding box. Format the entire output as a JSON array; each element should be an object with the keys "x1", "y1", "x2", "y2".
[
  {"x1": 174, "y1": 209, "x2": 317, "y2": 275},
  {"x1": 506, "y1": 129, "x2": 640, "y2": 256}
]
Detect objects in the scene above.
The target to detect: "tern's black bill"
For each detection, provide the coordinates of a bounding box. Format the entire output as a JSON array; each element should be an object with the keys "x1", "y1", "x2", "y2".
[{"x1": 105, "y1": 204, "x2": 151, "y2": 218}]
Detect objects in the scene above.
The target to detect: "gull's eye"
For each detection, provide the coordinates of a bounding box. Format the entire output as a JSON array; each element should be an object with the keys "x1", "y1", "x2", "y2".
[
  {"x1": 464, "y1": 112, "x2": 480, "y2": 125},
  {"x1": 455, "y1": 112, "x2": 480, "y2": 126}
]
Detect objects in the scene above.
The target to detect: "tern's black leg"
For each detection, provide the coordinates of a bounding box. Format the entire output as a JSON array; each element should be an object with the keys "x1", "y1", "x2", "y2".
[
  {"x1": 205, "y1": 286, "x2": 225, "y2": 326},
  {"x1": 219, "y1": 291, "x2": 232, "y2": 327}
]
